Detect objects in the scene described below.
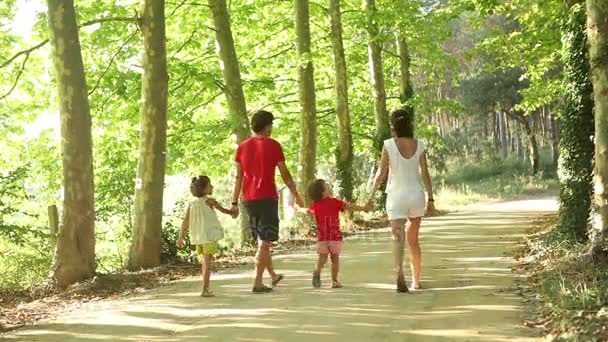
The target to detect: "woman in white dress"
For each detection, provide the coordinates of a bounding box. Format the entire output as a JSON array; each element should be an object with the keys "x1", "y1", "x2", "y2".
[{"x1": 369, "y1": 108, "x2": 435, "y2": 292}]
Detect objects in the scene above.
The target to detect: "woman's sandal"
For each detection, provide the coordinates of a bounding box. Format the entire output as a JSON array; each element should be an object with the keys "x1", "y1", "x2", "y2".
[{"x1": 396, "y1": 277, "x2": 409, "y2": 293}]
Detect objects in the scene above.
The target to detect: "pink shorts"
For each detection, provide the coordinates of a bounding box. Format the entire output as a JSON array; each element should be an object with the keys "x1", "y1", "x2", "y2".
[{"x1": 317, "y1": 241, "x2": 342, "y2": 255}]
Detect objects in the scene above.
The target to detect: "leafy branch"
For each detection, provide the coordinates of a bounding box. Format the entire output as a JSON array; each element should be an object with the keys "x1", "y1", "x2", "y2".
[
  {"x1": 88, "y1": 31, "x2": 139, "y2": 96},
  {"x1": 0, "y1": 16, "x2": 138, "y2": 100},
  {"x1": 0, "y1": 51, "x2": 30, "y2": 101}
]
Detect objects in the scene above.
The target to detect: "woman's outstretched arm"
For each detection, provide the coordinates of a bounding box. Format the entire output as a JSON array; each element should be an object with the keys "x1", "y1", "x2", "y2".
[
  {"x1": 419, "y1": 151, "x2": 435, "y2": 214},
  {"x1": 369, "y1": 147, "x2": 390, "y2": 198}
]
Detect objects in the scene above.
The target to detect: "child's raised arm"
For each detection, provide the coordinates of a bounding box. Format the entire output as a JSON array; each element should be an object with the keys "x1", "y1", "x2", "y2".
[
  {"x1": 177, "y1": 206, "x2": 190, "y2": 248},
  {"x1": 344, "y1": 201, "x2": 373, "y2": 212}
]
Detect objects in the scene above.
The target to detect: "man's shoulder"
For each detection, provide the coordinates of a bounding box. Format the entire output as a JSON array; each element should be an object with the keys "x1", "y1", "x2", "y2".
[
  {"x1": 265, "y1": 137, "x2": 282, "y2": 148},
  {"x1": 239, "y1": 136, "x2": 281, "y2": 147}
]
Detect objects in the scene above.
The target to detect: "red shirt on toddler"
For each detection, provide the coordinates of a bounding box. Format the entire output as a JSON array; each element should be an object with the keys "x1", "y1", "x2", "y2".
[{"x1": 308, "y1": 197, "x2": 346, "y2": 241}]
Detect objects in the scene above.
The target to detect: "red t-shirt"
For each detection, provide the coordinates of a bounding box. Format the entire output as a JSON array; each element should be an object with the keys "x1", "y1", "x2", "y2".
[
  {"x1": 308, "y1": 198, "x2": 346, "y2": 241},
  {"x1": 235, "y1": 136, "x2": 285, "y2": 201}
]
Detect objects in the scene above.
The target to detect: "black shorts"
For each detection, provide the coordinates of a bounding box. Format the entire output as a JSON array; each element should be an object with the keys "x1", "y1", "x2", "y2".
[{"x1": 244, "y1": 198, "x2": 280, "y2": 242}]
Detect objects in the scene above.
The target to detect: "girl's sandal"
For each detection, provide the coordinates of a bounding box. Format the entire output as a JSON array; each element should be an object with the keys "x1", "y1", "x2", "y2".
[
  {"x1": 201, "y1": 289, "x2": 215, "y2": 297},
  {"x1": 332, "y1": 281, "x2": 343, "y2": 288}
]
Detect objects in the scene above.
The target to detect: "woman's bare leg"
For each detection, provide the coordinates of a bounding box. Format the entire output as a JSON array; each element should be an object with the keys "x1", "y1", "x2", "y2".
[
  {"x1": 390, "y1": 219, "x2": 407, "y2": 278},
  {"x1": 406, "y1": 217, "x2": 422, "y2": 288}
]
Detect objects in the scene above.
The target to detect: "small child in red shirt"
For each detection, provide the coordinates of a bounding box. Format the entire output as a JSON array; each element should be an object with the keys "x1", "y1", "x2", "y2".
[{"x1": 297, "y1": 179, "x2": 372, "y2": 288}]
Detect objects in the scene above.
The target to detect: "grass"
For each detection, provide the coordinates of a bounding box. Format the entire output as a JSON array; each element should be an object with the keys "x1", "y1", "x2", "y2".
[
  {"x1": 520, "y1": 216, "x2": 608, "y2": 341},
  {"x1": 435, "y1": 157, "x2": 558, "y2": 208}
]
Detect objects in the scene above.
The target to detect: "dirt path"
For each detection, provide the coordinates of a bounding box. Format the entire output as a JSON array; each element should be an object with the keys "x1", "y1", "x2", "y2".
[{"x1": 2, "y1": 197, "x2": 557, "y2": 342}]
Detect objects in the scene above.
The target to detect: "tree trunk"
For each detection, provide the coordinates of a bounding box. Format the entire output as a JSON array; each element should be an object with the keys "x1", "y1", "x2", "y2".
[
  {"x1": 482, "y1": 115, "x2": 488, "y2": 140},
  {"x1": 128, "y1": 0, "x2": 168, "y2": 270},
  {"x1": 208, "y1": 0, "x2": 252, "y2": 245},
  {"x1": 522, "y1": 117, "x2": 539, "y2": 175},
  {"x1": 294, "y1": 0, "x2": 317, "y2": 204},
  {"x1": 556, "y1": 0, "x2": 595, "y2": 242},
  {"x1": 329, "y1": 0, "x2": 353, "y2": 201},
  {"x1": 366, "y1": 0, "x2": 389, "y2": 153},
  {"x1": 550, "y1": 112, "x2": 560, "y2": 166},
  {"x1": 587, "y1": 0, "x2": 608, "y2": 255},
  {"x1": 500, "y1": 111, "x2": 508, "y2": 159},
  {"x1": 492, "y1": 112, "x2": 499, "y2": 155},
  {"x1": 396, "y1": 34, "x2": 414, "y2": 107},
  {"x1": 515, "y1": 122, "x2": 523, "y2": 160},
  {"x1": 47, "y1": 0, "x2": 96, "y2": 287}
]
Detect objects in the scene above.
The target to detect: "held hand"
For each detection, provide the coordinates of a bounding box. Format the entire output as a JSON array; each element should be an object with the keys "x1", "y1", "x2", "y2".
[
  {"x1": 177, "y1": 237, "x2": 185, "y2": 249},
  {"x1": 230, "y1": 204, "x2": 240, "y2": 218},
  {"x1": 295, "y1": 196, "x2": 304, "y2": 208}
]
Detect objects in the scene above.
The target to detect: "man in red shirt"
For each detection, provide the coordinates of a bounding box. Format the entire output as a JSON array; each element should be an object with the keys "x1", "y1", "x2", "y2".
[{"x1": 231, "y1": 110, "x2": 304, "y2": 293}]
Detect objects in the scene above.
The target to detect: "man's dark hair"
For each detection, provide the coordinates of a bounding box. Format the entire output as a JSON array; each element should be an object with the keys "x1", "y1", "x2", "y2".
[
  {"x1": 307, "y1": 179, "x2": 326, "y2": 203},
  {"x1": 251, "y1": 110, "x2": 274, "y2": 133},
  {"x1": 391, "y1": 108, "x2": 414, "y2": 138}
]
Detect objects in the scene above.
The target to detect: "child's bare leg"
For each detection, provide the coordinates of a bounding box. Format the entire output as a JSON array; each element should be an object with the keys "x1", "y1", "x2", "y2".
[
  {"x1": 406, "y1": 217, "x2": 422, "y2": 288},
  {"x1": 202, "y1": 254, "x2": 213, "y2": 290},
  {"x1": 330, "y1": 254, "x2": 339, "y2": 282},
  {"x1": 391, "y1": 219, "x2": 407, "y2": 277},
  {"x1": 316, "y1": 253, "x2": 329, "y2": 273}
]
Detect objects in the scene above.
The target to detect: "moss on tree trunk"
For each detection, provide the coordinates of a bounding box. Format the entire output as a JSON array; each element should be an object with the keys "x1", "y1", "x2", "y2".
[
  {"x1": 47, "y1": 0, "x2": 96, "y2": 287},
  {"x1": 208, "y1": 0, "x2": 252, "y2": 245},
  {"x1": 329, "y1": 0, "x2": 353, "y2": 201},
  {"x1": 128, "y1": 0, "x2": 169, "y2": 270},
  {"x1": 556, "y1": 1, "x2": 595, "y2": 243},
  {"x1": 294, "y1": 0, "x2": 317, "y2": 204}
]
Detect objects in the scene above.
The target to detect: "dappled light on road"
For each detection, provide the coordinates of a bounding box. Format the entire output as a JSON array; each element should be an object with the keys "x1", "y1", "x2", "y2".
[{"x1": 2, "y1": 198, "x2": 557, "y2": 341}]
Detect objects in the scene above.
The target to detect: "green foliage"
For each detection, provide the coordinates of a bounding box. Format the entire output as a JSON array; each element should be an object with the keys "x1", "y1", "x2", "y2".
[
  {"x1": 526, "y1": 228, "x2": 608, "y2": 340},
  {"x1": 0, "y1": 0, "x2": 570, "y2": 290},
  {"x1": 0, "y1": 165, "x2": 47, "y2": 246},
  {"x1": 0, "y1": 240, "x2": 52, "y2": 289},
  {"x1": 555, "y1": 2, "x2": 595, "y2": 243}
]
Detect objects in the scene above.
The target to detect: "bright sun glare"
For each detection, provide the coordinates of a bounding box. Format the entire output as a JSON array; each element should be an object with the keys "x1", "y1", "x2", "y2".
[{"x1": 10, "y1": 0, "x2": 45, "y2": 39}]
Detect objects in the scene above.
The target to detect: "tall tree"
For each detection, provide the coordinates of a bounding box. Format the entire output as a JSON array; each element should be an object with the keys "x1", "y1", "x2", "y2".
[
  {"x1": 587, "y1": 0, "x2": 608, "y2": 255},
  {"x1": 396, "y1": 33, "x2": 414, "y2": 107},
  {"x1": 366, "y1": 0, "x2": 390, "y2": 153},
  {"x1": 208, "y1": 0, "x2": 252, "y2": 244},
  {"x1": 328, "y1": 0, "x2": 353, "y2": 201},
  {"x1": 555, "y1": 0, "x2": 595, "y2": 242},
  {"x1": 46, "y1": 0, "x2": 96, "y2": 287},
  {"x1": 128, "y1": 0, "x2": 169, "y2": 270},
  {"x1": 294, "y1": 0, "x2": 317, "y2": 203}
]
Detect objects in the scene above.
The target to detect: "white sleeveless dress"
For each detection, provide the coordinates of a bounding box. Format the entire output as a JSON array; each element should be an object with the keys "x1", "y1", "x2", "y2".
[
  {"x1": 189, "y1": 196, "x2": 225, "y2": 244},
  {"x1": 384, "y1": 138, "x2": 426, "y2": 220}
]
